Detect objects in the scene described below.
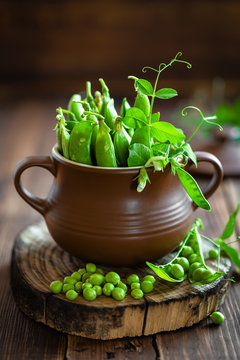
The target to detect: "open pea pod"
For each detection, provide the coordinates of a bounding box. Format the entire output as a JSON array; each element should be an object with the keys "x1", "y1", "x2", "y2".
[{"x1": 146, "y1": 262, "x2": 186, "y2": 283}]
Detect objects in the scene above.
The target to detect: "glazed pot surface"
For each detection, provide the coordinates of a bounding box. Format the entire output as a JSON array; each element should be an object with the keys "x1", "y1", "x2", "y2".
[{"x1": 14, "y1": 145, "x2": 223, "y2": 266}]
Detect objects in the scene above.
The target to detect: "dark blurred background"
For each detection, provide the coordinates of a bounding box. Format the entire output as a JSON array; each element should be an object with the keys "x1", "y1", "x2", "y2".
[{"x1": 0, "y1": 0, "x2": 239, "y2": 104}]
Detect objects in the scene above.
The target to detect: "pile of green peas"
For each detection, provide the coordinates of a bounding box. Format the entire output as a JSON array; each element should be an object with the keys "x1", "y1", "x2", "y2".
[{"x1": 49, "y1": 263, "x2": 156, "y2": 302}]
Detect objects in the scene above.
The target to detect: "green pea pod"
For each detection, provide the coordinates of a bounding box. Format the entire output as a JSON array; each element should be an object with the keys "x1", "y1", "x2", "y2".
[
  {"x1": 130, "y1": 126, "x2": 151, "y2": 148},
  {"x1": 68, "y1": 94, "x2": 84, "y2": 121},
  {"x1": 113, "y1": 118, "x2": 131, "y2": 166},
  {"x1": 176, "y1": 167, "x2": 211, "y2": 211},
  {"x1": 62, "y1": 109, "x2": 77, "y2": 122},
  {"x1": 121, "y1": 98, "x2": 131, "y2": 118},
  {"x1": 95, "y1": 119, "x2": 117, "y2": 167},
  {"x1": 134, "y1": 92, "x2": 150, "y2": 119},
  {"x1": 99, "y1": 78, "x2": 111, "y2": 115},
  {"x1": 69, "y1": 121, "x2": 95, "y2": 165},
  {"x1": 61, "y1": 127, "x2": 70, "y2": 159},
  {"x1": 56, "y1": 127, "x2": 63, "y2": 154},
  {"x1": 94, "y1": 91, "x2": 103, "y2": 112},
  {"x1": 55, "y1": 109, "x2": 70, "y2": 158},
  {"x1": 104, "y1": 98, "x2": 118, "y2": 133},
  {"x1": 86, "y1": 82, "x2": 98, "y2": 112},
  {"x1": 65, "y1": 120, "x2": 79, "y2": 132},
  {"x1": 91, "y1": 124, "x2": 99, "y2": 165}
]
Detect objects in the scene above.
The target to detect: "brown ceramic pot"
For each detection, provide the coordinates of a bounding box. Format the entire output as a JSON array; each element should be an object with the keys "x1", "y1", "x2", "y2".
[{"x1": 14, "y1": 145, "x2": 223, "y2": 266}]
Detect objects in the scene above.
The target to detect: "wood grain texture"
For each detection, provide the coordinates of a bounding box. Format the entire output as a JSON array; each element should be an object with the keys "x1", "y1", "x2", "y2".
[{"x1": 11, "y1": 220, "x2": 232, "y2": 340}]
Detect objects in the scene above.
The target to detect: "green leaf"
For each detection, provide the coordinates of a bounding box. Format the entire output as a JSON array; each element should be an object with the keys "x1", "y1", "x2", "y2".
[
  {"x1": 127, "y1": 143, "x2": 151, "y2": 167},
  {"x1": 219, "y1": 241, "x2": 240, "y2": 270},
  {"x1": 151, "y1": 143, "x2": 170, "y2": 157},
  {"x1": 123, "y1": 107, "x2": 148, "y2": 128},
  {"x1": 155, "y1": 88, "x2": 178, "y2": 99},
  {"x1": 151, "y1": 112, "x2": 160, "y2": 123},
  {"x1": 146, "y1": 262, "x2": 186, "y2": 282},
  {"x1": 182, "y1": 143, "x2": 197, "y2": 167},
  {"x1": 176, "y1": 167, "x2": 211, "y2": 211},
  {"x1": 150, "y1": 122, "x2": 185, "y2": 143},
  {"x1": 220, "y1": 204, "x2": 240, "y2": 240},
  {"x1": 135, "y1": 79, "x2": 154, "y2": 96}
]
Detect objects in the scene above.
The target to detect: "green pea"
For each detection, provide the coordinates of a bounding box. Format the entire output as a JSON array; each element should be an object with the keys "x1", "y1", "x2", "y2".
[
  {"x1": 82, "y1": 272, "x2": 91, "y2": 282},
  {"x1": 142, "y1": 275, "x2": 156, "y2": 284},
  {"x1": 208, "y1": 249, "x2": 218, "y2": 259},
  {"x1": 82, "y1": 282, "x2": 93, "y2": 290},
  {"x1": 192, "y1": 267, "x2": 206, "y2": 282},
  {"x1": 86, "y1": 263, "x2": 97, "y2": 273},
  {"x1": 113, "y1": 118, "x2": 131, "y2": 166},
  {"x1": 141, "y1": 280, "x2": 153, "y2": 293},
  {"x1": 112, "y1": 287, "x2": 126, "y2": 301},
  {"x1": 65, "y1": 289, "x2": 78, "y2": 301},
  {"x1": 78, "y1": 268, "x2": 86, "y2": 278},
  {"x1": 103, "y1": 283, "x2": 115, "y2": 296},
  {"x1": 210, "y1": 311, "x2": 225, "y2": 325},
  {"x1": 188, "y1": 254, "x2": 202, "y2": 265},
  {"x1": 118, "y1": 281, "x2": 128, "y2": 293},
  {"x1": 175, "y1": 257, "x2": 190, "y2": 272},
  {"x1": 201, "y1": 269, "x2": 214, "y2": 281},
  {"x1": 63, "y1": 283, "x2": 74, "y2": 293},
  {"x1": 131, "y1": 282, "x2": 141, "y2": 290},
  {"x1": 75, "y1": 281, "x2": 83, "y2": 293},
  {"x1": 181, "y1": 246, "x2": 194, "y2": 258},
  {"x1": 170, "y1": 264, "x2": 185, "y2": 279},
  {"x1": 95, "y1": 119, "x2": 117, "y2": 167},
  {"x1": 134, "y1": 91, "x2": 150, "y2": 118},
  {"x1": 49, "y1": 280, "x2": 63, "y2": 294},
  {"x1": 187, "y1": 238, "x2": 198, "y2": 251},
  {"x1": 69, "y1": 121, "x2": 95, "y2": 165},
  {"x1": 131, "y1": 288, "x2": 144, "y2": 299},
  {"x1": 121, "y1": 97, "x2": 131, "y2": 118},
  {"x1": 88, "y1": 273, "x2": 105, "y2": 286},
  {"x1": 68, "y1": 94, "x2": 84, "y2": 121},
  {"x1": 103, "y1": 98, "x2": 118, "y2": 132},
  {"x1": 83, "y1": 288, "x2": 97, "y2": 301},
  {"x1": 64, "y1": 276, "x2": 77, "y2": 285},
  {"x1": 93, "y1": 285, "x2": 102, "y2": 296},
  {"x1": 96, "y1": 268, "x2": 104, "y2": 275},
  {"x1": 71, "y1": 272, "x2": 81, "y2": 281},
  {"x1": 105, "y1": 272, "x2": 120, "y2": 285},
  {"x1": 189, "y1": 262, "x2": 202, "y2": 275},
  {"x1": 127, "y1": 274, "x2": 140, "y2": 285}
]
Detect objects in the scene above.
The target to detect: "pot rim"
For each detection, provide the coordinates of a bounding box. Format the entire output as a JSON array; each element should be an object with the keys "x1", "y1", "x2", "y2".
[{"x1": 52, "y1": 144, "x2": 158, "y2": 175}]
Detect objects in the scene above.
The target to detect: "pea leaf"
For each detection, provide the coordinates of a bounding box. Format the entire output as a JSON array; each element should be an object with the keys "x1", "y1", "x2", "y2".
[
  {"x1": 136, "y1": 167, "x2": 150, "y2": 192},
  {"x1": 150, "y1": 122, "x2": 185, "y2": 143},
  {"x1": 219, "y1": 241, "x2": 240, "y2": 270},
  {"x1": 151, "y1": 112, "x2": 160, "y2": 123},
  {"x1": 182, "y1": 143, "x2": 197, "y2": 167},
  {"x1": 176, "y1": 167, "x2": 211, "y2": 211},
  {"x1": 135, "y1": 79, "x2": 154, "y2": 96},
  {"x1": 220, "y1": 203, "x2": 240, "y2": 240},
  {"x1": 131, "y1": 126, "x2": 151, "y2": 148},
  {"x1": 155, "y1": 88, "x2": 178, "y2": 99},
  {"x1": 127, "y1": 143, "x2": 151, "y2": 167},
  {"x1": 123, "y1": 107, "x2": 148, "y2": 129},
  {"x1": 146, "y1": 262, "x2": 186, "y2": 282},
  {"x1": 151, "y1": 143, "x2": 170, "y2": 157}
]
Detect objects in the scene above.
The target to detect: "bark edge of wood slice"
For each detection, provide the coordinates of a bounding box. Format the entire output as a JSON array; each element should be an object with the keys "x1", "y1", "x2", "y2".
[{"x1": 10, "y1": 221, "x2": 232, "y2": 340}]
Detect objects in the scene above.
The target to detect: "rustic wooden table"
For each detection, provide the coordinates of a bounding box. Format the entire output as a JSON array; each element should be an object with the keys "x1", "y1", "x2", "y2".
[{"x1": 0, "y1": 99, "x2": 240, "y2": 359}]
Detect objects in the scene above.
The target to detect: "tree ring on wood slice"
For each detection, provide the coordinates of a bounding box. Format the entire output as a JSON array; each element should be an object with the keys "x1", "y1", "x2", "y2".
[{"x1": 11, "y1": 221, "x2": 233, "y2": 340}]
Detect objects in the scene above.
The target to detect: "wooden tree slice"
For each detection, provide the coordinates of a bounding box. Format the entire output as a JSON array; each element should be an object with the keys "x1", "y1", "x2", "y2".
[{"x1": 11, "y1": 221, "x2": 232, "y2": 340}]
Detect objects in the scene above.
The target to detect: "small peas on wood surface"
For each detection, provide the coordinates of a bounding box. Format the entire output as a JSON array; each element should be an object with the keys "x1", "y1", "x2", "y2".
[
  {"x1": 49, "y1": 264, "x2": 156, "y2": 302},
  {"x1": 54, "y1": 52, "x2": 223, "y2": 211}
]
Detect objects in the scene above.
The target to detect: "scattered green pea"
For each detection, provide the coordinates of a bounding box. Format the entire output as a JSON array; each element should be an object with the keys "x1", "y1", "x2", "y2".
[
  {"x1": 181, "y1": 245, "x2": 194, "y2": 258},
  {"x1": 77, "y1": 268, "x2": 86, "y2": 278},
  {"x1": 88, "y1": 273, "x2": 105, "y2": 286},
  {"x1": 112, "y1": 287, "x2": 126, "y2": 301},
  {"x1": 93, "y1": 285, "x2": 102, "y2": 296},
  {"x1": 82, "y1": 282, "x2": 93, "y2": 290},
  {"x1": 96, "y1": 268, "x2": 105, "y2": 275},
  {"x1": 86, "y1": 263, "x2": 97, "y2": 273},
  {"x1": 63, "y1": 283, "x2": 74, "y2": 293},
  {"x1": 83, "y1": 288, "x2": 97, "y2": 301},
  {"x1": 188, "y1": 254, "x2": 202, "y2": 264},
  {"x1": 131, "y1": 288, "x2": 144, "y2": 299},
  {"x1": 118, "y1": 281, "x2": 127, "y2": 293},
  {"x1": 170, "y1": 264, "x2": 184, "y2": 279},
  {"x1": 105, "y1": 272, "x2": 120, "y2": 285},
  {"x1": 103, "y1": 283, "x2": 115, "y2": 296},
  {"x1": 75, "y1": 281, "x2": 83, "y2": 293},
  {"x1": 131, "y1": 282, "x2": 141, "y2": 290},
  {"x1": 49, "y1": 280, "x2": 63, "y2": 294},
  {"x1": 71, "y1": 272, "x2": 81, "y2": 281},
  {"x1": 142, "y1": 275, "x2": 156, "y2": 283},
  {"x1": 65, "y1": 289, "x2": 78, "y2": 301},
  {"x1": 175, "y1": 257, "x2": 190, "y2": 272},
  {"x1": 82, "y1": 272, "x2": 92, "y2": 282},
  {"x1": 127, "y1": 274, "x2": 140, "y2": 285},
  {"x1": 141, "y1": 280, "x2": 153, "y2": 293},
  {"x1": 64, "y1": 276, "x2": 77, "y2": 285},
  {"x1": 210, "y1": 311, "x2": 225, "y2": 325},
  {"x1": 208, "y1": 249, "x2": 218, "y2": 259}
]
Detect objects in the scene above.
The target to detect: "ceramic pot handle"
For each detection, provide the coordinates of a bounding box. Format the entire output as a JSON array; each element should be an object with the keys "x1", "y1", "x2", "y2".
[
  {"x1": 188, "y1": 151, "x2": 223, "y2": 210},
  {"x1": 14, "y1": 156, "x2": 56, "y2": 215}
]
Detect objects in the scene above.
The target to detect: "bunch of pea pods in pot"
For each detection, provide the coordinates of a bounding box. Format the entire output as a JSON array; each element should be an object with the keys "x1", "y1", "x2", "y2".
[{"x1": 55, "y1": 78, "x2": 149, "y2": 167}]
